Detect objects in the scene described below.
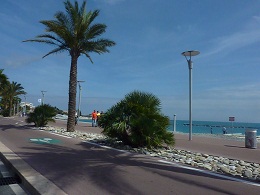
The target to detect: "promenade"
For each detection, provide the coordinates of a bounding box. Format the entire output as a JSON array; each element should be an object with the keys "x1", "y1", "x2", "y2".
[
  {"x1": 0, "y1": 116, "x2": 259, "y2": 194},
  {"x1": 52, "y1": 119, "x2": 260, "y2": 163}
]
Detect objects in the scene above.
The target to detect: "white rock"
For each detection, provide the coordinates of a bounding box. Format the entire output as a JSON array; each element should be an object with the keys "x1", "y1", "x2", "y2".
[
  {"x1": 229, "y1": 165, "x2": 236, "y2": 171},
  {"x1": 243, "y1": 170, "x2": 252, "y2": 178},
  {"x1": 202, "y1": 154, "x2": 209, "y2": 157},
  {"x1": 185, "y1": 159, "x2": 192, "y2": 164},
  {"x1": 223, "y1": 158, "x2": 230, "y2": 165},
  {"x1": 236, "y1": 166, "x2": 243, "y2": 173},
  {"x1": 204, "y1": 164, "x2": 212, "y2": 170},
  {"x1": 220, "y1": 166, "x2": 230, "y2": 174}
]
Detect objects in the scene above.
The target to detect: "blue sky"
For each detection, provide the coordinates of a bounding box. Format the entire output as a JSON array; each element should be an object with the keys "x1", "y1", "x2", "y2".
[{"x1": 1, "y1": 0, "x2": 260, "y2": 122}]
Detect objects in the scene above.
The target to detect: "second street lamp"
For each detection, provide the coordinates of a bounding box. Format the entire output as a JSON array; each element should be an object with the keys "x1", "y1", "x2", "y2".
[
  {"x1": 77, "y1": 80, "x2": 85, "y2": 117},
  {"x1": 41, "y1": 90, "x2": 47, "y2": 105},
  {"x1": 181, "y1": 50, "x2": 200, "y2": 141}
]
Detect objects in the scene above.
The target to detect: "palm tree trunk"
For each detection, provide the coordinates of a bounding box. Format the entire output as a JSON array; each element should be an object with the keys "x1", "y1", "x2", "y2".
[
  {"x1": 9, "y1": 98, "x2": 12, "y2": 117},
  {"x1": 67, "y1": 54, "x2": 78, "y2": 132}
]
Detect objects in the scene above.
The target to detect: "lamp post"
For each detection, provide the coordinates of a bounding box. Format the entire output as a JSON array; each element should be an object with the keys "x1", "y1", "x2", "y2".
[
  {"x1": 23, "y1": 95, "x2": 26, "y2": 116},
  {"x1": 173, "y1": 114, "x2": 177, "y2": 132},
  {"x1": 77, "y1": 81, "x2": 85, "y2": 117},
  {"x1": 41, "y1": 91, "x2": 47, "y2": 105},
  {"x1": 181, "y1": 50, "x2": 200, "y2": 141}
]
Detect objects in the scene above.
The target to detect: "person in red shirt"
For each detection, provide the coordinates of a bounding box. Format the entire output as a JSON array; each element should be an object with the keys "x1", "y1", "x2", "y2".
[{"x1": 92, "y1": 110, "x2": 97, "y2": 127}]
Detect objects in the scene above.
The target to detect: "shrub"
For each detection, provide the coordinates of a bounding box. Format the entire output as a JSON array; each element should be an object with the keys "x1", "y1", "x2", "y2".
[
  {"x1": 26, "y1": 104, "x2": 57, "y2": 127},
  {"x1": 1, "y1": 109, "x2": 9, "y2": 117},
  {"x1": 98, "y1": 91, "x2": 175, "y2": 148}
]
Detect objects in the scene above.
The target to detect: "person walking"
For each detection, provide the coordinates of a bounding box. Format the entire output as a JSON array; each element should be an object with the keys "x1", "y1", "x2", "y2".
[
  {"x1": 222, "y1": 127, "x2": 227, "y2": 134},
  {"x1": 96, "y1": 111, "x2": 101, "y2": 126},
  {"x1": 75, "y1": 111, "x2": 78, "y2": 125},
  {"x1": 92, "y1": 110, "x2": 97, "y2": 127}
]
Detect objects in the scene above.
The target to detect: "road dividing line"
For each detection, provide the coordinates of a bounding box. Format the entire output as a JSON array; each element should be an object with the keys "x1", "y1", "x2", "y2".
[
  {"x1": 82, "y1": 140, "x2": 132, "y2": 154},
  {"x1": 49, "y1": 132, "x2": 72, "y2": 138}
]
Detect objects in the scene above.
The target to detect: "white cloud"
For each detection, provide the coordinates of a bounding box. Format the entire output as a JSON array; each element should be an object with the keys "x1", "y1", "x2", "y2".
[
  {"x1": 95, "y1": 0, "x2": 125, "y2": 5},
  {"x1": 204, "y1": 15, "x2": 260, "y2": 58},
  {"x1": 205, "y1": 30, "x2": 260, "y2": 57},
  {"x1": 2, "y1": 56, "x2": 41, "y2": 68}
]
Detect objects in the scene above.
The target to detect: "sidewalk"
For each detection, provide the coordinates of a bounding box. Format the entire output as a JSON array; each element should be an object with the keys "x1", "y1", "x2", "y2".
[{"x1": 51, "y1": 120, "x2": 260, "y2": 163}]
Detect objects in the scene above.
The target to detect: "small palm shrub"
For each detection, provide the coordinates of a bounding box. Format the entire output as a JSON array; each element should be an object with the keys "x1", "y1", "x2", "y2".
[
  {"x1": 26, "y1": 104, "x2": 57, "y2": 127},
  {"x1": 98, "y1": 91, "x2": 175, "y2": 148},
  {"x1": 1, "y1": 109, "x2": 9, "y2": 117}
]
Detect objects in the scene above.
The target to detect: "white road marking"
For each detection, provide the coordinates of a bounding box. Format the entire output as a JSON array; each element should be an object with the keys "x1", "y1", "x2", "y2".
[
  {"x1": 49, "y1": 132, "x2": 72, "y2": 138},
  {"x1": 158, "y1": 160, "x2": 260, "y2": 187},
  {"x1": 82, "y1": 140, "x2": 131, "y2": 153}
]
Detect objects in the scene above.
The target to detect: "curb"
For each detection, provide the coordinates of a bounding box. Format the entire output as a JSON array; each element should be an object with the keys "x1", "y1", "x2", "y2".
[{"x1": 0, "y1": 141, "x2": 67, "y2": 195}]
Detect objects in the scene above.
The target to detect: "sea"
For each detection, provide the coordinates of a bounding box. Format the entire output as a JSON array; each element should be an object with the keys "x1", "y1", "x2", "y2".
[
  {"x1": 78, "y1": 119, "x2": 260, "y2": 136},
  {"x1": 168, "y1": 120, "x2": 260, "y2": 136}
]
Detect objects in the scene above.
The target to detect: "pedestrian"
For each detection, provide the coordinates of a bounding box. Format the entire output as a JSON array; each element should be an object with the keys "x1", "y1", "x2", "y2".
[
  {"x1": 92, "y1": 110, "x2": 97, "y2": 127},
  {"x1": 96, "y1": 111, "x2": 101, "y2": 126},
  {"x1": 222, "y1": 127, "x2": 227, "y2": 134},
  {"x1": 75, "y1": 111, "x2": 78, "y2": 125},
  {"x1": 210, "y1": 127, "x2": 213, "y2": 134}
]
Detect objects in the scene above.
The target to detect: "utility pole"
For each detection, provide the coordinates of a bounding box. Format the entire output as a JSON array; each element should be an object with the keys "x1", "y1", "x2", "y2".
[
  {"x1": 77, "y1": 81, "x2": 85, "y2": 116},
  {"x1": 41, "y1": 91, "x2": 47, "y2": 105}
]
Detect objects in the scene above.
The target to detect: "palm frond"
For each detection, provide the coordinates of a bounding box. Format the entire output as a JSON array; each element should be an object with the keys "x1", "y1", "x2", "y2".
[
  {"x1": 36, "y1": 34, "x2": 65, "y2": 44},
  {"x1": 81, "y1": 51, "x2": 93, "y2": 63},
  {"x1": 86, "y1": 24, "x2": 107, "y2": 40},
  {"x1": 42, "y1": 47, "x2": 68, "y2": 58}
]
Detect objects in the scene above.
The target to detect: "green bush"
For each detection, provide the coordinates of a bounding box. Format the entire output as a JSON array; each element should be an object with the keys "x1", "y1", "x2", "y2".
[
  {"x1": 1, "y1": 109, "x2": 9, "y2": 117},
  {"x1": 98, "y1": 91, "x2": 175, "y2": 148},
  {"x1": 26, "y1": 104, "x2": 57, "y2": 127}
]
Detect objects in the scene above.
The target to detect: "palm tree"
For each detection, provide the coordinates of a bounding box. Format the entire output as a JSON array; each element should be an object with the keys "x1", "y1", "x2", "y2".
[
  {"x1": 0, "y1": 69, "x2": 8, "y2": 92},
  {"x1": 3, "y1": 81, "x2": 26, "y2": 116},
  {"x1": 26, "y1": 104, "x2": 57, "y2": 127},
  {"x1": 23, "y1": 0, "x2": 115, "y2": 132},
  {"x1": 0, "y1": 70, "x2": 9, "y2": 111}
]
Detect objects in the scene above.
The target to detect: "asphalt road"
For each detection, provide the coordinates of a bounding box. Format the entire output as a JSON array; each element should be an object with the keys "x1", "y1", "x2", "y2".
[{"x1": 0, "y1": 117, "x2": 259, "y2": 195}]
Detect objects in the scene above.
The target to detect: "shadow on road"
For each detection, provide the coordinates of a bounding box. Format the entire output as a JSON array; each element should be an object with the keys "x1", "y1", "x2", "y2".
[{"x1": 16, "y1": 140, "x2": 238, "y2": 195}]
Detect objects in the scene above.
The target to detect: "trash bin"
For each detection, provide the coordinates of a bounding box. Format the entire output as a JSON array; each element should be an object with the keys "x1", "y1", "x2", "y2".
[{"x1": 245, "y1": 129, "x2": 257, "y2": 149}]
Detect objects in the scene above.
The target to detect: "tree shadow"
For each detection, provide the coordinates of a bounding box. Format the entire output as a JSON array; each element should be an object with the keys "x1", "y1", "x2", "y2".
[{"x1": 0, "y1": 124, "x2": 35, "y2": 131}]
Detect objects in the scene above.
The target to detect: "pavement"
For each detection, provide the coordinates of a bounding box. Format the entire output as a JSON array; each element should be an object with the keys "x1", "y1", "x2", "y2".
[{"x1": 0, "y1": 116, "x2": 260, "y2": 194}]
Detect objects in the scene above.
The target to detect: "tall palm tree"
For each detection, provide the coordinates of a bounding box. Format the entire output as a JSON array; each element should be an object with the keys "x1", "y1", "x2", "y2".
[
  {"x1": 23, "y1": 0, "x2": 115, "y2": 132},
  {"x1": 0, "y1": 69, "x2": 9, "y2": 110},
  {"x1": 4, "y1": 81, "x2": 26, "y2": 116},
  {"x1": 0, "y1": 69, "x2": 8, "y2": 92}
]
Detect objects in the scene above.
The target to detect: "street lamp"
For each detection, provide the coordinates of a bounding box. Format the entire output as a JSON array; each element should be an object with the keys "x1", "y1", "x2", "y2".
[
  {"x1": 77, "y1": 80, "x2": 85, "y2": 116},
  {"x1": 41, "y1": 91, "x2": 47, "y2": 105},
  {"x1": 23, "y1": 95, "x2": 26, "y2": 116},
  {"x1": 173, "y1": 114, "x2": 177, "y2": 132},
  {"x1": 181, "y1": 50, "x2": 200, "y2": 141}
]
